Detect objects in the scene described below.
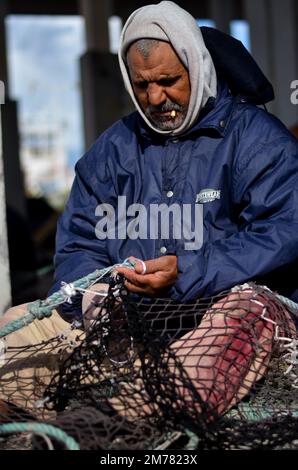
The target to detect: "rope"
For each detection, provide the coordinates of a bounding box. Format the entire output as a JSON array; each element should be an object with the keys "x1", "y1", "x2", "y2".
[
  {"x1": 184, "y1": 428, "x2": 200, "y2": 450},
  {"x1": 0, "y1": 422, "x2": 80, "y2": 450},
  {"x1": 276, "y1": 294, "x2": 298, "y2": 312},
  {"x1": 226, "y1": 404, "x2": 298, "y2": 422},
  {"x1": 0, "y1": 258, "x2": 135, "y2": 339}
]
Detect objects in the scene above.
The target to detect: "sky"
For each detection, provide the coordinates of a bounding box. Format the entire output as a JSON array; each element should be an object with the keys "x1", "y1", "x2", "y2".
[{"x1": 6, "y1": 15, "x2": 86, "y2": 168}]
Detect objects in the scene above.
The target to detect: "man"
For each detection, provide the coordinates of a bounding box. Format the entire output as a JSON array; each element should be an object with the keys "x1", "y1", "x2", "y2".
[
  {"x1": 51, "y1": 2, "x2": 298, "y2": 309},
  {"x1": 1, "y1": 1, "x2": 298, "y2": 420}
]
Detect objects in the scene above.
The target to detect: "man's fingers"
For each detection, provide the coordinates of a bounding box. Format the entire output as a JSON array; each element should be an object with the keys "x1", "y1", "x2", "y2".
[
  {"x1": 134, "y1": 260, "x2": 147, "y2": 275},
  {"x1": 124, "y1": 280, "x2": 149, "y2": 295},
  {"x1": 116, "y1": 267, "x2": 155, "y2": 286},
  {"x1": 125, "y1": 257, "x2": 150, "y2": 275},
  {"x1": 116, "y1": 256, "x2": 178, "y2": 295},
  {"x1": 133, "y1": 256, "x2": 177, "y2": 275}
]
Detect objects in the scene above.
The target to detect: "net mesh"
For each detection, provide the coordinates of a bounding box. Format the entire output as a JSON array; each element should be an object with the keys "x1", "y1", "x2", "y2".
[{"x1": 0, "y1": 279, "x2": 297, "y2": 450}]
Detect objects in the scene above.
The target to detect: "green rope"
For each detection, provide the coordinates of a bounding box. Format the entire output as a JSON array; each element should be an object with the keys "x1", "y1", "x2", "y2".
[
  {"x1": 226, "y1": 403, "x2": 298, "y2": 422},
  {"x1": 0, "y1": 422, "x2": 80, "y2": 450},
  {"x1": 0, "y1": 258, "x2": 135, "y2": 339},
  {"x1": 276, "y1": 294, "x2": 298, "y2": 312},
  {"x1": 184, "y1": 428, "x2": 199, "y2": 450}
]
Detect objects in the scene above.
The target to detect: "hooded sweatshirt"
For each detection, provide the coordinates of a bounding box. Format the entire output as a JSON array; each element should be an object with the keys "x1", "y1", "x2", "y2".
[{"x1": 118, "y1": 1, "x2": 217, "y2": 136}]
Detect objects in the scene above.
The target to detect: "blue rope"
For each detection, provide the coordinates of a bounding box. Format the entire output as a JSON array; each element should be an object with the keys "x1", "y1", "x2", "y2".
[
  {"x1": 0, "y1": 422, "x2": 80, "y2": 450},
  {"x1": 0, "y1": 259, "x2": 135, "y2": 339}
]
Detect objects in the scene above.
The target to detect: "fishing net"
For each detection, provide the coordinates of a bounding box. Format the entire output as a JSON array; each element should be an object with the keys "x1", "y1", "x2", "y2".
[{"x1": 0, "y1": 273, "x2": 297, "y2": 450}]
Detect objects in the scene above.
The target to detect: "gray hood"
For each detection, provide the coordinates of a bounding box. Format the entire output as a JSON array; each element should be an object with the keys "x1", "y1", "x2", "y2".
[{"x1": 118, "y1": 1, "x2": 217, "y2": 136}]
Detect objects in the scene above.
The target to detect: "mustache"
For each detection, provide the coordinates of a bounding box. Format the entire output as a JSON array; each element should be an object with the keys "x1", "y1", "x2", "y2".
[{"x1": 146, "y1": 100, "x2": 183, "y2": 114}]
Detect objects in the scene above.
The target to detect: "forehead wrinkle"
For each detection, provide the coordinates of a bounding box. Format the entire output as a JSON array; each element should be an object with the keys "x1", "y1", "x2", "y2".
[
  {"x1": 127, "y1": 42, "x2": 186, "y2": 78},
  {"x1": 128, "y1": 57, "x2": 186, "y2": 83}
]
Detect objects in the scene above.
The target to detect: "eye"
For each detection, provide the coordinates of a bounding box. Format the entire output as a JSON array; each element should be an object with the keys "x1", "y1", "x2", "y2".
[
  {"x1": 134, "y1": 81, "x2": 148, "y2": 90},
  {"x1": 158, "y1": 76, "x2": 180, "y2": 86}
]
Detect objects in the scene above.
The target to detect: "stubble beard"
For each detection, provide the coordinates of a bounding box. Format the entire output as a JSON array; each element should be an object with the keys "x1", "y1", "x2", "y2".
[{"x1": 144, "y1": 101, "x2": 188, "y2": 131}]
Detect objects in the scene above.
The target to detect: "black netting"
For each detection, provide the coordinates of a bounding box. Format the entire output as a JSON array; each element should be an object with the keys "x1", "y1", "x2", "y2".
[{"x1": 0, "y1": 279, "x2": 297, "y2": 450}]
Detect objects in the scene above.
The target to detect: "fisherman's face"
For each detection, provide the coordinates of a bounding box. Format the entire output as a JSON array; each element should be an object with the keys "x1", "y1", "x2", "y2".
[{"x1": 127, "y1": 41, "x2": 190, "y2": 130}]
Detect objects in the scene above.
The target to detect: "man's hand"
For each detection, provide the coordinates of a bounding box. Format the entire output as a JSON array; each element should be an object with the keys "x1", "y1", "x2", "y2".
[{"x1": 116, "y1": 255, "x2": 178, "y2": 296}]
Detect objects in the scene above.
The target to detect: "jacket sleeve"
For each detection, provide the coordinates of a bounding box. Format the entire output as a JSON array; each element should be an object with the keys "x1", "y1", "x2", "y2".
[
  {"x1": 172, "y1": 134, "x2": 298, "y2": 302},
  {"x1": 48, "y1": 148, "x2": 113, "y2": 320}
]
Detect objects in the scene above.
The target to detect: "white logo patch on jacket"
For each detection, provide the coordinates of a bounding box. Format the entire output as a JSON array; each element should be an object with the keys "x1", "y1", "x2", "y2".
[{"x1": 196, "y1": 189, "x2": 221, "y2": 204}]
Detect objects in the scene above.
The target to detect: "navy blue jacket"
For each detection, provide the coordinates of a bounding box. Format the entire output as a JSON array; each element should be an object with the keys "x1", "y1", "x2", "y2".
[{"x1": 50, "y1": 82, "x2": 298, "y2": 318}]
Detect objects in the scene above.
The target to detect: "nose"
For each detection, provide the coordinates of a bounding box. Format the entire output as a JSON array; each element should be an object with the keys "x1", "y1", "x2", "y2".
[{"x1": 147, "y1": 82, "x2": 166, "y2": 106}]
